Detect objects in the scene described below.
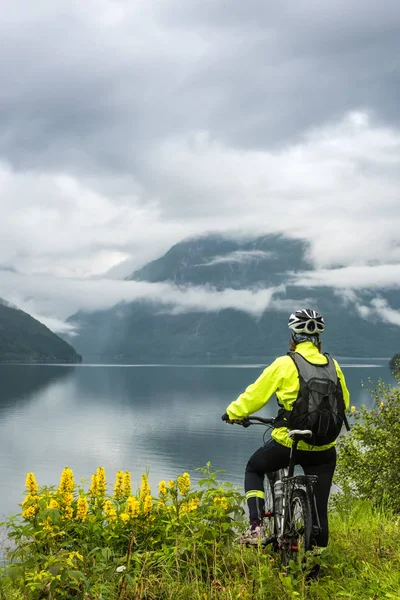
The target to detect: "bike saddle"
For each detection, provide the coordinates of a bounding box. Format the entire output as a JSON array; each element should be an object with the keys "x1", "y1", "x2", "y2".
[{"x1": 288, "y1": 429, "x2": 312, "y2": 438}]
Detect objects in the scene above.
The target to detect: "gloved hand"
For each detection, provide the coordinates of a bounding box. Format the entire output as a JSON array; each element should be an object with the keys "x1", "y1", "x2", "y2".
[{"x1": 221, "y1": 412, "x2": 231, "y2": 422}]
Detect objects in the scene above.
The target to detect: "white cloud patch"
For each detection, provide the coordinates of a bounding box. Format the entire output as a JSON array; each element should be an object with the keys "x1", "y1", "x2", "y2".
[
  {"x1": 291, "y1": 264, "x2": 400, "y2": 290},
  {"x1": 2, "y1": 112, "x2": 400, "y2": 285},
  {"x1": 370, "y1": 298, "x2": 400, "y2": 327},
  {"x1": 0, "y1": 271, "x2": 290, "y2": 329},
  {"x1": 200, "y1": 250, "x2": 275, "y2": 267}
]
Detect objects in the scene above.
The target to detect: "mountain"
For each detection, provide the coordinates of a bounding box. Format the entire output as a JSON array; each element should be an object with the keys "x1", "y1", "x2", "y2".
[
  {"x1": 0, "y1": 300, "x2": 82, "y2": 363},
  {"x1": 67, "y1": 234, "x2": 400, "y2": 362}
]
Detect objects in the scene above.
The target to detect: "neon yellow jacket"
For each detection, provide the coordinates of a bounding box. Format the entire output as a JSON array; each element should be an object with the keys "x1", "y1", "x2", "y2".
[{"x1": 226, "y1": 341, "x2": 350, "y2": 451}]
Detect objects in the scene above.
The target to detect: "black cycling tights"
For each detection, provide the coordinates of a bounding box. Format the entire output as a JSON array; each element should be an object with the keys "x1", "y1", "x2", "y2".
[{"x1": 245, "y1": 438, "x2": 336, "y2": 547}]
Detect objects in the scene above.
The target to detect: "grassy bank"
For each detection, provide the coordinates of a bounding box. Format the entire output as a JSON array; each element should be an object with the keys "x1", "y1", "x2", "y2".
[{"x1": 1, "y1": 464, "x2": 399, "y2": 600}]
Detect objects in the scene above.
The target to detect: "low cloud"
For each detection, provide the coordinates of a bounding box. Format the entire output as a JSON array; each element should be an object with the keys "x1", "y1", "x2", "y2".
[
  {"x1": 200, "y1": 250, "x2": 275, "y2": 267},
  {"x1": 291, "y1": 264, "x2": 400, "y2": 290},
  {"x1": 353, "y1": 297, "x2": 400, "y2": 327},
  {"x1": 0, "y1": 271, "x2": 296, "y2": 332}
]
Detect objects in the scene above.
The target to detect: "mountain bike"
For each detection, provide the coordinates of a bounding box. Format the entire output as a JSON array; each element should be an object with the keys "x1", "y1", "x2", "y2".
[{"x1": 235, "y1": 416, "x2": 321, "y2": 566}]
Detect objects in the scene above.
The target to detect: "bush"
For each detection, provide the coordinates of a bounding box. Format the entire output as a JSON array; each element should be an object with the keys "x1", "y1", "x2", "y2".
[
  {"x1": 334, "y1": 377, "x2": 400, "y2": 512},
  {"x1": 0, "y1": 463, "x2": 244, "y2": 599},
  {"x1": 389, "y1": 353, "x2": 400, "y2": 375}
]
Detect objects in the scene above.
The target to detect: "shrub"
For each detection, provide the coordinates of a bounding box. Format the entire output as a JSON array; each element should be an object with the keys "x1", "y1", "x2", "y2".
[
  {"x1": 389, "y1": 353, "x2": 400, "y2": 375},
  {"x1": 334, "y1": 377, "x2": 400, "y2": 512},
  {"x1": 0, "y1": 463, "x2": 244, "y2": 599}
]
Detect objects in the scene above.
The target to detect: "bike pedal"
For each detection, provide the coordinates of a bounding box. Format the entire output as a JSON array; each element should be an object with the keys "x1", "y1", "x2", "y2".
[{"x1": 264, "y1": 535, "x2": 276, "y2": 546}]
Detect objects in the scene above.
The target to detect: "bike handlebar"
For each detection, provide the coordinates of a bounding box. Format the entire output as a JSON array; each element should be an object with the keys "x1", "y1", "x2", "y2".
[{"x1": 231, "y1": 416, "x2": 275, "y2": 427}]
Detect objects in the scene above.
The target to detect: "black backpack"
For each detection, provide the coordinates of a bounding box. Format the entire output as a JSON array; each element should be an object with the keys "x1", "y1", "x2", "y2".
[{"x1": 274, "y1": 352, "x2": 349, "y2": 446}]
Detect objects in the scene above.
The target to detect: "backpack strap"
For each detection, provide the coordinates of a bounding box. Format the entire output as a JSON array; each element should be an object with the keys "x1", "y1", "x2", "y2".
[{"x1": 272, "y1": 352, "x2": 299, "y2": 428}]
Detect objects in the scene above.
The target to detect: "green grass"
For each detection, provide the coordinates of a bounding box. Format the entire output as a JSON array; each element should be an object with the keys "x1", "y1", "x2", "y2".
[{"x1": 1, "y1": 499, "x2": 400, "y2": 600}]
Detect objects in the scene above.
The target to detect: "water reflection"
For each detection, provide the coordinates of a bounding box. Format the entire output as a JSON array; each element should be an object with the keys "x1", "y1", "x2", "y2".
[{"x1": 0, "y1": 363, "x2": 396, "y2": 519}]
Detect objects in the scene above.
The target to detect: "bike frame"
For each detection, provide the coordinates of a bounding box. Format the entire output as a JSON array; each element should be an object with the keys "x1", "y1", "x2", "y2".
[
  {"x1": 280, "y1": 435, "x2": 321, "y2": 544},
  {"x1": 235, "y1": 416, "x2": 321, "y2": 547}
]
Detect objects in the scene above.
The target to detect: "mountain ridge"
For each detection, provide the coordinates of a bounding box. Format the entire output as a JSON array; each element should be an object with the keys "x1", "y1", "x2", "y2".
[
  {"x1": 66, "y1": 234, "x2": 400, "y2": 362},
  {"x1": 0, "y1": 300, "x2": 82, "y2": 363}
]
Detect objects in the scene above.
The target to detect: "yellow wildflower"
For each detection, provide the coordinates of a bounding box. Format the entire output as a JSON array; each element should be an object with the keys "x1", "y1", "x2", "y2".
[
  {"x1": 351, "y1": 406, "x2": 356, "y2": 413},
  {"x1": 104, "y1": 499, "x2": 117, "y2": 522},
  {"x1": 22, "y1": 494, "x2": 35, "y2": 506},
  {"x1": 47, "y1": 499, "x2": 59, "y2": 510},
  {"x1": 168, "y1": 480, "x2": 175, "y2": 490},
  {"x1": 143, "y1": 495, "x2": 153, "y2": 516},
  {"x1": 120, "y1": 512, "x2": 130, "y2": 523},
  {"x1": 76, "y1": 496, "x2": 88, "y2": 521},
  {"x1": 96, "y1": 467, "x2": 107, "y2": 495},
  {"x1": 139, "y1": 474, "x2": 151, "y2": 502},
  {"x1": 123, "y1": 471, "x2": 132, "y2": 497},
  {"x1": 214, "y1": 496, "x2": 229, "y2": 510},
  {"x1": 42, "y1": 518, "x2": 52, "y2": 532},
  {"x1": 63, "y1": 506, "x2": 73, "y2": 520},
  {"x1": 158, "y1": 480, "x2": 167, "y2": 496},
  {"x1": 89, "y1": 473, "x2": 98, "y2": 499},
  {"x1": 177, "y1": 472, "x2": 190, "y2": 495},
  {"x1": 25, "y1": 472, "x2": 38, "y2": 495},
  {"x1": 380, "y1": 401, "x2": 385, "y2": 408},
  {"x1": 67, "y1": 552, "x2": 83, "y2": 567},
  {"x1": 127, "y1": 496, "x2": 140, "y2": 518},
  {"x1": 189, "y1": 497, "x2": 200, "y2": 511},
  {"x1": 157, "y1": 499, "x2": 166, "y2": 510},
  {"x1": 58, "y1": 467, "x2": 74, "y2": 495},
  {"x1": 114, "y1": 471, "x2": 124, "y2": 500},
  {"x1": 22, "y1": 505, "x2": 37, "y2": 519},
  {"x1": 63, "y1": 493, "x2": 74, "y2": 506}
]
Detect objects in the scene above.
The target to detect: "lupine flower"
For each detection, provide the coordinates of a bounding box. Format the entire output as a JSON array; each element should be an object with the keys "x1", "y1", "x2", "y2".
[
  {"x1": 89, "y1": 473, "x2": 98, "y2": 499},
  {"x1": 143, "y1": 495, "x2": 153, "y2": 516},
  {"x1": 114, "y1": 471, "x2": 124, "y2": 499},
  {"x1": 139, "y1": 474, "x2": 151, "y2": 502},
  {"x1": 76, "y1": 496, "x2": 89, "y2": 520},
  {"x1": 22, "y1": 494, "x2": 35, "y2": 506},
  {"x1": 58, "y1": 467, "x2": 74, "y2": 495},
  {"x1": 25, "y1": 472, "x2": 38, "y2": 495},
  {"x1": 127, "y1": 496, "x2": 140, "y2": 518},
  {"x1": 177, "y1": 472, "x2": 190, "y2": 495},
  {"x1": 120, "y1": 512, "x2": 130, "y2": 523},
  {"x1": 158, "y1": 480, "x2": 167, "y2": 496},
  {"x1": 96, "y1": 467, "x2": 107, "y2": 495},
  {"x1": 22, "y1": 505, "x2": 37, "y2": 519},
  {"x1": 123, "y1": 471, "x2": 132, "y2": 496},
  {"x1": 64, "y1": 506, "x2": 74, "y2": 520},
  {"x1": 104, "y1": 499, "x2": 117, "y2": 522},
  {"x1": 189, "y1": 497, "x2": 200, "y2": 511},
  {"x1": 213, "y1": 496, "x2": 229, "y2": 510},
  {"x1": 63, "y1": 493, "x2": 74, "y2": 506}
]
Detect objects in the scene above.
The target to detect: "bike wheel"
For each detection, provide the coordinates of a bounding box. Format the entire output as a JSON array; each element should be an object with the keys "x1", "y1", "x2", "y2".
[
  {"x1": 281, "y1": 488, "x2": 313, "y2": 566},
  {"x1": 263, "y1": 474, "x2": 276, "y2": 541}
]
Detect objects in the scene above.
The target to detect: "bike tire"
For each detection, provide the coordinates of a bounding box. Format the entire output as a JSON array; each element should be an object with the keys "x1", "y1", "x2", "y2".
[
  {"x1": 263, "y1": 474, "x2": 276, "y2": 541},
  {"x1": 281, "y1": 488, "x2": 313, "y2": 566}
]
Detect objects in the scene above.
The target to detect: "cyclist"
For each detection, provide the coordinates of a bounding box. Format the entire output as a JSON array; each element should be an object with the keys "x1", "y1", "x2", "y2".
[{"x1": 222, "y1": 309, "x2": 350, "y2": 549}]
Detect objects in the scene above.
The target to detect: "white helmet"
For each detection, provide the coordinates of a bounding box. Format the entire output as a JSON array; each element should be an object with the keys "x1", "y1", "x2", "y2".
[{"x1": 288, "y1": 309, "x2": 325, "y2": 335}]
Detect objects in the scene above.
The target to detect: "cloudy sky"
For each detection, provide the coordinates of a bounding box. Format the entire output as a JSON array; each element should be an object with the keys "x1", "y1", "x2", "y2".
[{"x1": 1, "y1": 0, "x2": 400, "y2": 329}]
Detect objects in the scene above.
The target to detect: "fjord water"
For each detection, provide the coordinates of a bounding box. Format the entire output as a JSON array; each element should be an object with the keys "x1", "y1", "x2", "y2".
[{"x1": 0, "y1": 361, "x2": 396, "y2": 519}]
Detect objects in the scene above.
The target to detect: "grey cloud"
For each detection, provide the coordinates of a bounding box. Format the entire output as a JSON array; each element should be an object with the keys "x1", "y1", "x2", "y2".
[{"x1": 1, "y1": 0, "x2": 400, "y2": 178}]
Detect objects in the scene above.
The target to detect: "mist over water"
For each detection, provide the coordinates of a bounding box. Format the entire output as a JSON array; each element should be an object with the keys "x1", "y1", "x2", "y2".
[{"x1": 0, "y1": 361, "x2": 396, "y2": 519}]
